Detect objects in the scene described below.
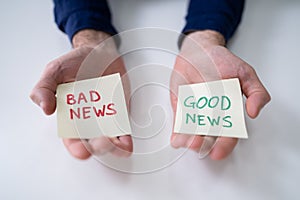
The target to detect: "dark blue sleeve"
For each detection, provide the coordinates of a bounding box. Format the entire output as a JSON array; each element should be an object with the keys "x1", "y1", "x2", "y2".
[
  {"x1": 54, "y1": 0, "x2": 117, "y2": 42},
  {"x1": 183, "y1": 0, "x2": 245, "y2": 41}
]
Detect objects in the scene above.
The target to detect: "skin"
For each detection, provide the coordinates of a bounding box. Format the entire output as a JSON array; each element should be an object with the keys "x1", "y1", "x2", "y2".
[
  {"x1": 170, "y1": 30, "x2": 271, "y2": 160},
  {"x1": 31, "y1": 29, "x2": 271, "y2": 161},
  {"x1": 30, "y1": 30, "x2": 133, "y2": 159}
]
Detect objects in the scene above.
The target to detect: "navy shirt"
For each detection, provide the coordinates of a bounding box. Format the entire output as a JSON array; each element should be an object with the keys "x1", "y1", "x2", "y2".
[{"x1": 54, "y1": 0, "x2": 244, "y2": 43}]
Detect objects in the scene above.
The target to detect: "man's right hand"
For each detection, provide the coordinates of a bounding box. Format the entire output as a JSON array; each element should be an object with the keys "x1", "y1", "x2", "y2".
[{"x1": 30, "y1": 30, "x2": 133, "y2": 159}]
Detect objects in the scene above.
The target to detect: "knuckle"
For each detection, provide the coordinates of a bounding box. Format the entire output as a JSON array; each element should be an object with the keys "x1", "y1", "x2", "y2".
[
  {"x1": 46, "y1": 59, "x2": 61, "y2": 71},
  {"x1": 29, "y1": 89, "x2": 39, "y2": 104},
  {"x1": 237, "y1": 63, "x2": 255, "y2": 79},
  {"x1": 265, "y1": 92, "x2": 271, "y2": 103},
  {"x1": 29, "y1": 91, "x2": 35, "y2": 101}
]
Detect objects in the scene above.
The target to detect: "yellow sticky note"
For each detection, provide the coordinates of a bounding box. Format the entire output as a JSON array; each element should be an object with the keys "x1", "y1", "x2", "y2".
[
  {"x1": 173, "y1": 78, "x2": 248, "y2": 139},
  {"x1": 56, "y1": 73, "x2": 132, "y2": 139}
]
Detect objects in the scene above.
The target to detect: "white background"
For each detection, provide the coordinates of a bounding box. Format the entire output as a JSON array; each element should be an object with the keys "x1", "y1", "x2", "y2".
[{"x1": 0, "y1": 0, "x2": 299, "y2": 199}]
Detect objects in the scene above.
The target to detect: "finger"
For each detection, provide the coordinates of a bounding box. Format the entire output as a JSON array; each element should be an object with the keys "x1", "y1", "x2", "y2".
[
  {"x1": 169, "y1": 57, "x2": 192, "y2": 112},
  {"x1": 238, "y1": 66, "x2": 271, "y2": 118},
  {"x1": 30, "y1": 49, "x2": 83, "y2": 115},
  {"x1": 170, "y1": 90, "x2": 178, "y2": 113},
  {"x1": 246, "y1": 91, "x2": 271, "y2": 118},
  {"x1": 63, "y1": 139, "x2": 91, "y2": 160},
  {"x1": 171, "y1": 133, "x2": 192, "y2": 148},
  {"x1": 89, "y1": 135, "x2": 133, "y2": 157},
  {"x1": 198, "y1": 136, "x2": 217, "y2": 159},
  {"x1": 30, "y1": 79, "x2": 57, "y2": 115},
  {"x1": 110, "y1": 135, "x2": 133, "y2": 157},
  {"x1": 170, "y1": 55, "x2": 208, "y2": 149},
  {"x1": 169, "y1": 74, "x2": 181, "y2": 113},
  {"x1": 88, "y1": 136, "x2": 115, "y2": 156},
  {"x1": 209, "y1": 137, "x2": 238, "y2": 160},
  {"x1": 30, "y1": 61, "x2": 61, "y2": 115},
  {"x1": 171, "y1": 132, "x2": 205, "y2": 151},
  {"x1": 185, "y1": 135, "x2": 205, "y2": 151}
]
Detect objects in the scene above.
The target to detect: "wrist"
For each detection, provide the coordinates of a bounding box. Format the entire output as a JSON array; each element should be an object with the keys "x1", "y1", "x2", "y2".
[
  {"x1": 72, "y1": 29, "x2": 111, "y2": 48},
  {"x1": 182, "y1": 30, "x2": 226, "y2": 50}
]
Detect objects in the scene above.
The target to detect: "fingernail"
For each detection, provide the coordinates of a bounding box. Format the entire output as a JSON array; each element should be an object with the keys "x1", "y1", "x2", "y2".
[
  {"x1": 119, "y1": 136, "x2": 131, "y2": 147},
  {"x1": 198, "y1": 137, "x2": 217, "y2": 159}
]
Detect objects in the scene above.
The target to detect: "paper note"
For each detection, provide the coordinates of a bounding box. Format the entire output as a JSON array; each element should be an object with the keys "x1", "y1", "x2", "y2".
[
  {"x1": 173, "y1": 78, "x2": 248, "y2": 139},
  {"x1": 56, "y1": 73, "x2": 132, "y2": 139}
]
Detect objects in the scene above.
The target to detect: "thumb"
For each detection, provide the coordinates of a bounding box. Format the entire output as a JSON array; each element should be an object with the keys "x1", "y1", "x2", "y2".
[
  {"x1": 238, "y1": 66, "x2": 271, "y2": 118},
  {"x1": 246, "y1": 91, "x2": 271, "y2": 118},
  {"x1": 30, "y1": 77, "x2": 57, "y2": 115}
]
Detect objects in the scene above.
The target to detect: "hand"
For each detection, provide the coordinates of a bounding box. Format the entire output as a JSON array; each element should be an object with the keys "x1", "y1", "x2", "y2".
[
  {"x1": 30, "y1": 30, "x2": 133, "y2": 159},
  {"x1": 170, "y1": 30, "x2": 271, "y2": 160}
]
